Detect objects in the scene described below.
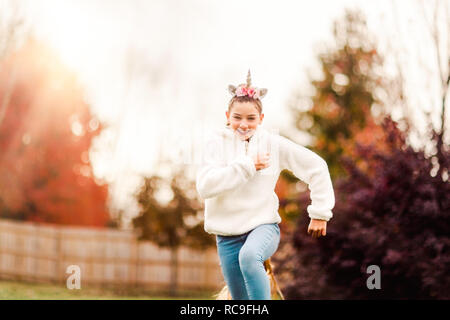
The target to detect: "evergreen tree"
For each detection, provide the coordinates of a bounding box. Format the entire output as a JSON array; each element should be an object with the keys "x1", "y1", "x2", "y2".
[{"x1": 289, "y1": 9, "x2": 388, "y2": 179}]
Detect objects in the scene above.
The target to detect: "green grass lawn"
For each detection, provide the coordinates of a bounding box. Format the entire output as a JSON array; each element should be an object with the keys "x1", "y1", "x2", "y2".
[{"x1": 0, "y1": 280, "x2": 216, "y2": 300}]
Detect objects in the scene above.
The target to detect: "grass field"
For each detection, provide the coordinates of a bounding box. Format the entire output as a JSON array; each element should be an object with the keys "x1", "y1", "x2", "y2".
[{"x1": 0, "y1": 280, "x2": 216, "y2": 300}]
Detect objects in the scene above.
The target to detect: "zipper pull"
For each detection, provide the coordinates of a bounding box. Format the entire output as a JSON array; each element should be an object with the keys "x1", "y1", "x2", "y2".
[{"x1": 244, "y1": 140, "x2": 249, "y2": 154}]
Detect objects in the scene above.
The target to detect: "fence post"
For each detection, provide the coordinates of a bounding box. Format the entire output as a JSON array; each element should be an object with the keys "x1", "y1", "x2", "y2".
[{"x1": 55, "y1": 228, "x2": 62, "y2": 285}]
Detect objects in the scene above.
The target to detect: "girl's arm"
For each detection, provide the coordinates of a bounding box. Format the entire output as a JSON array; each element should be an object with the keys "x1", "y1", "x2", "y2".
[
  {"x1": 196, "y1": 137, "x2": 256, "y2": 199},
  {"x1": 276, "y1": 134, "x2": 335, "y2": 221}
]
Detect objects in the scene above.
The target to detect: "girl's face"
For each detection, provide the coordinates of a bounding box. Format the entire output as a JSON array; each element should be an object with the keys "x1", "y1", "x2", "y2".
[{"x1": 226, "y1": 101, "x2": 264, "y2": 141}]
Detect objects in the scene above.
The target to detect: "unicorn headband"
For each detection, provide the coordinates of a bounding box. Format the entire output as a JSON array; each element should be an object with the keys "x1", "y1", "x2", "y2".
[{"x1": 228, "y1": 70, "x2": 268, "y2": 100}]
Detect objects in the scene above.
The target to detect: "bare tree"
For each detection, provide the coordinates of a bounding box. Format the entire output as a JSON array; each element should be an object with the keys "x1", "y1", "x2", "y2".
[
  {"x1": 419, "y1": 0, "x2": 450, "y2": 178},
  {"x1": 387, "y1": 0, "x2": 449, "y2": 178},
  {"x1": 416, "y1": 0, "x2": 449, "y2": 178},
  {"x1": 0, "y1": 0, "x2": 28, "y2": 130}
]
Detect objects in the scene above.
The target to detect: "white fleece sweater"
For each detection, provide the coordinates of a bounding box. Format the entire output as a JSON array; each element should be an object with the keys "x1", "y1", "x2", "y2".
[{"x1": 196, "y1": 126, "x2": 335, "y2": 236}]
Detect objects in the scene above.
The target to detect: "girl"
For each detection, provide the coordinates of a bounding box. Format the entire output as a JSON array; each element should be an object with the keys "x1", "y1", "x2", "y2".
[{"x1": 196, "y1": 71, "x2": 335, "y2": 300}]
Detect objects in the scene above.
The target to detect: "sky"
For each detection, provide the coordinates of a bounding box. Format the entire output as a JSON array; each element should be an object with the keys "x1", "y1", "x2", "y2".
[{"x1": 13, "y1": 0, "x2": 449, "y2": 227}]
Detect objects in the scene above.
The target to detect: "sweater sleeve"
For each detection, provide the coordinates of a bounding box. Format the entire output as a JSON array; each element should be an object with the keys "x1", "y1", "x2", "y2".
[
  {"x1": 277, "y1": 135, "x2": 335, "y2": 221},
  {"x1": 196, "y1": 136, "x2": 256, "y2": 199}
]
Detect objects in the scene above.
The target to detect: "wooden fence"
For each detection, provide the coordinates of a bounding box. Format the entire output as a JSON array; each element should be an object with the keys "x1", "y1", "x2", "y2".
[{"x1": 0, "y1": 218, "x2": 223, "y2": 292}]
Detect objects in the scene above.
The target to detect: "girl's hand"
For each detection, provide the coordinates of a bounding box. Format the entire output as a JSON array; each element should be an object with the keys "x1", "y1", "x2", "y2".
[
  {"x1": 307, "y1": 218, "x2": 327, "y2": 238},
  {"x1": 253, "y1": 153, "x2": 270, "y2": 171}
]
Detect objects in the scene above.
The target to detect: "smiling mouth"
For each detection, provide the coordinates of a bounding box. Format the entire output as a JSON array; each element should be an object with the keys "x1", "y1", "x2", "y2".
[{"x1": 237, "y1": 128, "x2": 253, "y2": 135}]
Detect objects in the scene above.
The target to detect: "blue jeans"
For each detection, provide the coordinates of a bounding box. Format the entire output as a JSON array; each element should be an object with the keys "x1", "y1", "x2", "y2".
[{"x1": 216, "y1": 223, "x2": 280, "y2": 300}]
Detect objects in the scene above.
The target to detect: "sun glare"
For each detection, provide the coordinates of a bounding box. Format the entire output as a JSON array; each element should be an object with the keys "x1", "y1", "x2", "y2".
[{"x1": 30, "y1": 1, "x2": 102, "y2": 76}]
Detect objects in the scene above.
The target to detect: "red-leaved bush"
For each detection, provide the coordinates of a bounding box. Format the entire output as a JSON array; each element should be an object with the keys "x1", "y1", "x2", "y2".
[{"x1": 275, "y1": 117, "x2": 449, "y2": 299}]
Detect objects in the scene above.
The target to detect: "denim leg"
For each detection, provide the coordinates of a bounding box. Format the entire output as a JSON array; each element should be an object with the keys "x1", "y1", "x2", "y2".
[
  {"x1": 216, "y1": 235, "x2": 249, "y2": 300},
  {"x1": 238, "y1": 223, "x2": 280, "y2": 300}
]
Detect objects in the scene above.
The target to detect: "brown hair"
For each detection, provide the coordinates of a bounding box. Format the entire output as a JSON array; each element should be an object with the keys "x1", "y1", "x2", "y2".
[{"x1": 226, "y1": 96, "x2": 263, "y2": 126}]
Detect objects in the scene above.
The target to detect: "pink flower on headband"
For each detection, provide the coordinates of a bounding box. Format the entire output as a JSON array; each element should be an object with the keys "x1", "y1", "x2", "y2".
[
  {"x1": 235, "y1": 85, "x2": 248, "y2": 97},
  {"x1": 235, "y1": 85, "x2": 260, "y2": 99}
]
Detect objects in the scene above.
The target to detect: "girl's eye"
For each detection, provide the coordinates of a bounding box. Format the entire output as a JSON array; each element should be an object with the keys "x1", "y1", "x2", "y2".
[{"x1": 232, "y1": 116, "x2": 256, "y2": 120}]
